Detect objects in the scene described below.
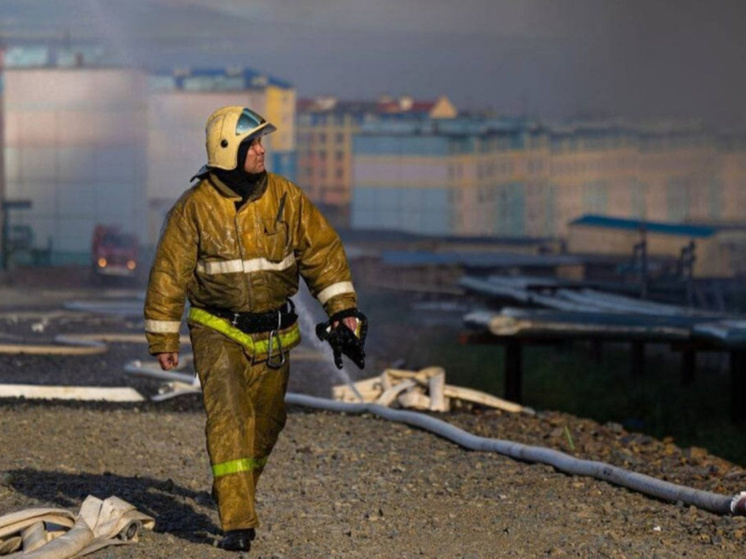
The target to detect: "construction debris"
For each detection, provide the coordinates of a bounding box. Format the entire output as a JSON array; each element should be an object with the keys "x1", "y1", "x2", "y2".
[
  {"x1": 333, "y1": 367, "x2": 534, "y2": 414},
  {"x1": 0, "y1": 495, "x2": 154, "y2": 558}
]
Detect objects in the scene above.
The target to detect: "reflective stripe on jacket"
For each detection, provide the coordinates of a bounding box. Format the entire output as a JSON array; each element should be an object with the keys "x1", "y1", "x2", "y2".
[{"x1": 144, "y1": 171, "x2": 357, "y2": 356}]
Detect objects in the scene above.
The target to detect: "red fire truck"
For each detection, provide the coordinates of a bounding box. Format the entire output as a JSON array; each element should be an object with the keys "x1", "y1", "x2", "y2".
[{"x1": 91, "y1": 225, "x2": 139, "y2": 281}]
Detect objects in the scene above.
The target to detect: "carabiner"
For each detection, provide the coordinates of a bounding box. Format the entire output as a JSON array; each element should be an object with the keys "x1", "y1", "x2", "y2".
[{"x1": 266, "y1": 309, "x2": 286, "y2": 369}]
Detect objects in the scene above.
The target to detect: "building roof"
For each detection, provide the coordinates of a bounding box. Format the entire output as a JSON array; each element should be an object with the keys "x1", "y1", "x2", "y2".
[
  {"x1": 356, "y1": 116, "x2": 538, "y2": 137},
  {"x1": 338, "y1": 228, "x2": 428, "y2": 244},
  {"x1": 569, "y1": 215, "x2": 718, "y2": 238},
  {"x1": 3, "y1": 43, "x2": 123, "y2": 68},
  {"x1": 380, "y1": 250, "x2": 583, "y2": 269},
  {"x1": 297, "y1": 98, "x2": 380, "y2": 115},
  {"x1": 149, "y1": 66, "x2": 293, "y2": 91},
  {"x1": 338, "y1": 228, "x2": 556, "y2": 248},
  {"x1": 2, "y1": 44, "x2": 295, "y2": 90},
  {"x1": 297, "y1": 95, "x2": 452, "y2": 118}
]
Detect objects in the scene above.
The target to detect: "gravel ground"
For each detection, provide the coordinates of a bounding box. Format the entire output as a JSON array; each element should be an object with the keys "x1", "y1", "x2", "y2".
[{"x1": 0, "y1": 270, "x2": 745, "y2": 558}]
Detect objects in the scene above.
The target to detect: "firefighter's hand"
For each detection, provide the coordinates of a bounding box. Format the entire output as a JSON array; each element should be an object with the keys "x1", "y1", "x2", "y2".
[
  {"x1": 333, "y1": 316, "x2": 359, "y2": 335},
  {"x1": 157, "y1": 352, "x2": 179, "y2": 371}
]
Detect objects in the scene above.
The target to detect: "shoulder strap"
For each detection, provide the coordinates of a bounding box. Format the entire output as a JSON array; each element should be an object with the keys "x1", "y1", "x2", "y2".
[{"x1": 190, "y1": 165, "x2": 210, "y2": 183}]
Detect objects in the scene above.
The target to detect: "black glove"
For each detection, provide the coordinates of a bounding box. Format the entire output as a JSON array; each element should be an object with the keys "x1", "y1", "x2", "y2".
[{"x1": 316, "y1": 309, "x2": 368, "y2": 370}]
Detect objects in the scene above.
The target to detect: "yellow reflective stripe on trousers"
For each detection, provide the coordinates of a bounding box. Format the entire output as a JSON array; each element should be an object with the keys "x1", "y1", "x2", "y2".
[
  {"x1": 187, "y1": 307, "x2": 300, "y2": 354},
  {"x1": 212, "y1": 456, "x2": 269, "y2": 478}
]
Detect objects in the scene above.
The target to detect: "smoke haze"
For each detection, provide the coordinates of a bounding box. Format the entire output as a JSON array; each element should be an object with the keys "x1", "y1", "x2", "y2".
[{"x1": 1, "y1": 0, "x2": 745, "y2": 125}]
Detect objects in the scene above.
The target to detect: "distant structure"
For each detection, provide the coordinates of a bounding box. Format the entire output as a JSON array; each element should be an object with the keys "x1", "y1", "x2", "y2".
[
  {"x1": 2, "y1": 44, "x2": 148, "y2": 265},
  {"x1": 296, "y1": 95, "x2": 456, "y2": 226},
  {"x1": 568, "y1": 214, "x2": 746, "y2": 278},
  {"x1": 351, "y1": 118, "x2": 746, "y2": 240},
  {"x1": 0, "y1": 44, "x2": 297, "y2": 264}
]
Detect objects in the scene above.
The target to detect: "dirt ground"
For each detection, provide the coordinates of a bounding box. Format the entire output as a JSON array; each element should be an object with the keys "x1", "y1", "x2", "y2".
[{"x1": 0, "y1": 267, "x2": 745, "y2": 558}]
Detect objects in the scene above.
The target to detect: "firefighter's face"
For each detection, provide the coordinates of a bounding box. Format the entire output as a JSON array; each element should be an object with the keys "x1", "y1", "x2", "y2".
[{"x1": 243, "y1": 137, "x2": 266, "y2": 174}]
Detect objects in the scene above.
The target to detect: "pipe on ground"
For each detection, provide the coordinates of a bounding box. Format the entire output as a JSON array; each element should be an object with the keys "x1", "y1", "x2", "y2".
[{"x1": 285, "y1": 393, "x2": 746, "y2": 516}]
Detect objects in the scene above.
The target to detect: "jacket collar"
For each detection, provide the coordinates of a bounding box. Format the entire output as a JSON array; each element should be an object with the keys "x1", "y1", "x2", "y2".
[{"x1": 207, "y1": 171, "x2": 268, "y2": 203}]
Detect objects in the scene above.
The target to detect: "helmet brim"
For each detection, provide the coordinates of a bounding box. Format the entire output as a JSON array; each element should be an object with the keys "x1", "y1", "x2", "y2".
[{"x1": 241, "y1": 122, "x2": 277, "y2": 144}]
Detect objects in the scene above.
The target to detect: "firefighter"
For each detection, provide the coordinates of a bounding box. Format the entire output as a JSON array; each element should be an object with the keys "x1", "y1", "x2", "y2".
[{"x1": 144, "y1": 106, "x2": 361, "y2": 552}]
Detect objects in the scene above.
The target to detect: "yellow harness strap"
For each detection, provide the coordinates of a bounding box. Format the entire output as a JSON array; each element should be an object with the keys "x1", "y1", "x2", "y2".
[{"x1": 188, "y1": 307, "x2": 300, "y2": 356}]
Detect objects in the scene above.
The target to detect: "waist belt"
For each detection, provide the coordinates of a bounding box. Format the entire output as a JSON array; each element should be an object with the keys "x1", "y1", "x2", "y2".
[{"x1": 197, "y1": 300, "x2": 297, "y2": 335}]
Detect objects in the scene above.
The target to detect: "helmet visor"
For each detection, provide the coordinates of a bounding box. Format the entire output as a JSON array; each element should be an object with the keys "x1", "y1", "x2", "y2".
[
  {"x1": 235, "y1": 108, "x2": 277, "y2": 141},
  {"x1": 235, "y1": 108, "x2": 266, "y2": 135}
]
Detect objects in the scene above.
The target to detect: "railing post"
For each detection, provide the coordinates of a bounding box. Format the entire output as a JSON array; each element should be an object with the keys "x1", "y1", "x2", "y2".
[{"x1": 504, "y1": 340, "x2": 523, "y2": 404}]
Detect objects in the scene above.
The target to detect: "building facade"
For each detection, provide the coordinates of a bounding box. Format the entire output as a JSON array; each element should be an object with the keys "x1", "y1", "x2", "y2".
[
  {"x1": 2, "y1": 45, "x2": 149, "y2": 265},
  {"x1": 0, "y1": 46, "x2": 297, "y2": 263},
  {"x1": 296, "y1": 95, "x2": 456, "y2": 226},
  {"x1": 351, "y1": 118, "x2": 746, "y2": 242},
  {"x1": 352, "y1": 117, "x2": 544, "y2": 237}
]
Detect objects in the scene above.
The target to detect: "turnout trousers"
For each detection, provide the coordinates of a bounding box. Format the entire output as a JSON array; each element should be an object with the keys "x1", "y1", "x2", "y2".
[{"x1": 189, "y1": 323, "x2": 290, "y2": 531}]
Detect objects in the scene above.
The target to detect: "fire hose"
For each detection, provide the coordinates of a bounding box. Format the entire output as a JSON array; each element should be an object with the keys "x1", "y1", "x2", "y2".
[
  {"x1": 126, "y1": 356, "x2": 746, "y2": 518},
  {"x1": 283, "y1": 393, "x2": 746, "y2": 517},
  {"x1": 0, "y1": 495, "x2": 154, "y2": 558},
  {"x1": 1, "y1": 303, "x2": 744, "y2": 519}
]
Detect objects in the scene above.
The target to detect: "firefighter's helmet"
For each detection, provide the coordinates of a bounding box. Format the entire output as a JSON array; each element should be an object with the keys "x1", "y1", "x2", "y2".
[{"x1": 205, "y1": 106, "x2": 276, "y2": 170}]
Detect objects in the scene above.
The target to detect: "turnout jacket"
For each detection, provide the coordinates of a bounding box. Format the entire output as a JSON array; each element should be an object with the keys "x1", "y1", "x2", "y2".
[{"x1": 144, "y1": 171, "x2": 357, "y2": 358}]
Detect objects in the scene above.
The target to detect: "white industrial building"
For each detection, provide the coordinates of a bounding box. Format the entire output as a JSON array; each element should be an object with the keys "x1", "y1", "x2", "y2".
[
  {"x1": 1, "y1": 45, "x2": 297, "y2": 265},
  {"x1": 3, "y1": 46, "x2": 148, "y2": 265}
]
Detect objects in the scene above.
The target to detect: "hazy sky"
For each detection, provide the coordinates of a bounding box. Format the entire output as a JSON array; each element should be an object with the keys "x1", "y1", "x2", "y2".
[{"x1": 2, "y1": 0, "x2": 746, "y2": 126}]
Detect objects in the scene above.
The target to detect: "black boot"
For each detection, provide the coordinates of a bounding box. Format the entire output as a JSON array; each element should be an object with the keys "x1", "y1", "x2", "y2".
[{"x1": 220, "y1": 528, "x2": 256, "y2": 552}]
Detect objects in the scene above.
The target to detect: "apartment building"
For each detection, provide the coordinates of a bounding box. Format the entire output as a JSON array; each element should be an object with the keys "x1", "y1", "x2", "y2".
[
  {"x1": 296, "y1": 95, "x2": 456, "y2": 226},
  {"x1": 351, "y1": 117, "x2": 746, "y2": 240}
]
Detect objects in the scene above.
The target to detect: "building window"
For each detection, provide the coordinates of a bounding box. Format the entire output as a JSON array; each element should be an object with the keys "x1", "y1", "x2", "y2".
[{"x1": 528, "y1": 160, "x2": 543, "y2": 174}]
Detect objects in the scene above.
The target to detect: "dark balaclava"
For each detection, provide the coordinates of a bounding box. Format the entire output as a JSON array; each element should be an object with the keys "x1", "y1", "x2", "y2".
[{"x1": 212, "y1": 139, "x2": 266, "y2": 202}]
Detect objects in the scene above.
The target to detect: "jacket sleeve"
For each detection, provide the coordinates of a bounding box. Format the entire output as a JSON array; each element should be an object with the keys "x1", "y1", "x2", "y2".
[
  {"x1": 143, "y1": 199, "x2": 198, "y2": 355},
  {"x1": 292, "y1": 186, "x2": 357, "y2": 318}
]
